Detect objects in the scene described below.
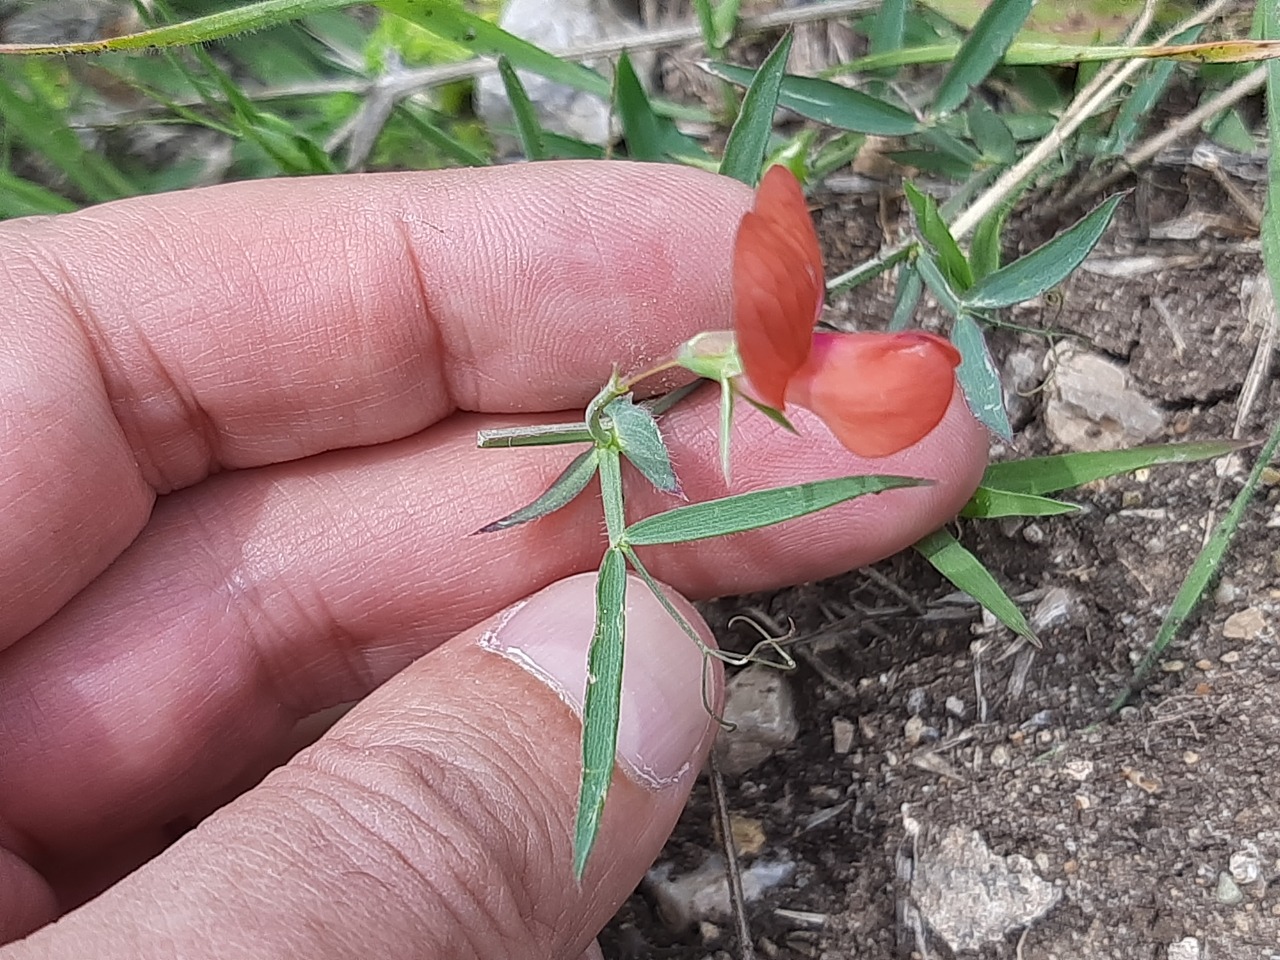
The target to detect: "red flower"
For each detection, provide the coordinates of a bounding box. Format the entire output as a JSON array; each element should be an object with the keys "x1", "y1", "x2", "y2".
[{"x1": 733, "y1": 166, "x2": 961, "y2": 458}]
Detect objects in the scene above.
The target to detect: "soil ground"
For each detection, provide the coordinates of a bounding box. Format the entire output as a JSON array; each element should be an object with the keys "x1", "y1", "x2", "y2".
[{"x1": 604, "y1": 163, "x2": 1280, "y2": 958}]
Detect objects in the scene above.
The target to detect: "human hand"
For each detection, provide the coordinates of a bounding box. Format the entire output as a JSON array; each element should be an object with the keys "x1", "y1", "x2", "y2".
[{"x1": 0, "y1": 161, "x2": 987, "y2": 959}]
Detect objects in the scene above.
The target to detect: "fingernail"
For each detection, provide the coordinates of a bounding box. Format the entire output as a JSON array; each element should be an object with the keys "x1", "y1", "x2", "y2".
[{"x1": 480, "y1": 572, "x2": 720, "y2": 787}]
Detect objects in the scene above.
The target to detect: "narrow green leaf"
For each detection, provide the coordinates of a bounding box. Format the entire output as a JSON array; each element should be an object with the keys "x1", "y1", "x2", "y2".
[
  {"x1": 1098, "y1": 28, "x2": 1201, "y2": 155},
  {"x1": 969, "y1": 202, "x2": 1009, "y2": 282},
  {"x1": 1116, "y1": 414, "x2": 1280, "y2": 708},
  {"x1": 692, "y1": 0, "x2": 718, "y2": 50},
  {"x1": 497, "y1": 56, "x2": 548, "y2": 161},
  {"x1": 1207, "y1": 106, "x2": 1257, "y2": 154},
  {"x1": 964, "y1": 194, "x2": 1124, "y2": 310},
  {"x1": 0, "y1": 0, "x2": 357, "y2": 54},
  {"x1": 967, "y1": 101, "x2": 1017, "y2": 165},
  {"x1": 720, "y1": 31, "x2": 793, "y2": 185},
  {"x1": 396, "y1": 102, "x2": 492, "y2": 166},
  {"x1": 0, "y1": 170, "x2": 77, "y2": 218},
  {"x1": 981, "y1": 441, "x2": 1242, "y2": 496},
  {"x1": 826, "y1": 243, "x2": 915, "y2": 298},
  {"x1": 572, "y1": 546, "x2": 628, "y2": 879},
  {"x1": 918, "y1": 127, "x2": 984, "y2": 168},
  {"x1": 0, "y1": 60, "x2": 135, "y2": 202},
  {"x1": 475, "y1": 448, "x2": 598, "y2": 533},
  {"x1": 916, "y1": 528, "x2": 1034, "y2": 640},
  {"x1": 811, "y1": 131, "x2": 867, "y2": 180},
  {"x1": 692, "y1": 0, "x2": 741, "y2": 54},
  {"x1": 624, "y1": 475, "x2": 926, "y2": 547},
  {"x1": 535, "y1": 132, "x2": 605, "y2": 159},
  {"x1": 614, "y1": 51, "x2": 705, "y2": 163},
  {"x1": 904, "y1": 183, "x2": 974, "y2": 292},
  {"x1": 739, "y1": 393, "x2": 797, "y2": 433},
  {"x1": 867, "y1": 0, "x2": 908, "y2": 70},
  {"x1": 704, "y1": 62, "x2": 920, "y2": 136},
  {"x1": 614, "y1": 51, "x2": 661, "y2": 161},
  {"x1": 608, "y1": 397, "x2": 680, "y2": 496},
  {"x1": 959, "y1": 486, "x2": 1081, "y2": 520},
  {"x1": 887, "y1": 148, "x2": 974, "y2": 180},
  {"x1": 915, "y1": 249, "x2": 964, "y2": 317},
  {"x1": 931, "y1": 0, "x2": 1035, "y2": 116},
  {"x1": 888, "y1": 264, "x2": 923, "y2": 331},
  {"x1": 952, "y1": 313, "x2": 1013, "y2": 440}
]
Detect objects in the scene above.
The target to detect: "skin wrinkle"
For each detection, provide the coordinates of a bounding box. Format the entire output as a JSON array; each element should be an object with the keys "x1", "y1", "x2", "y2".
[
  {"x1": 203, "y1": 783, "x2": 419, "y2": 958},
  {"x1": 288, "y1": 738, "x2": 533, "y2": 958}
]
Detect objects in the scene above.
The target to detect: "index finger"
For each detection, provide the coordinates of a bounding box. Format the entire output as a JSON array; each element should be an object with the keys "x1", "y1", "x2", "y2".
[{"x1": 0, "y1": 162, "x2": 751, "y2": 642}]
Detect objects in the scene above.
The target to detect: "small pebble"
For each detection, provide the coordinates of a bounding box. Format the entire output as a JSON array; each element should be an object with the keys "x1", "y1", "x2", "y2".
[
  {"x1": 1221, "y1": 650, "x2": 1241, "y2": 664},
  {"x1": 1229, "y1": 849, "x2": 1261, "y2": 885},
  {"x1": 907, "y1": 687, "x2": 929, "y2": 715},
  {"x1": 1064, "y1": 759, "x2": 1094, "y2": 781},
  {"x1": 945, "y1": 695, "x2": 966, "y2": 718},
  {"x1": 832, "y1": 717, "x2": 855, "y2": 755},
  {"x1": 1195, "y1": 659, "x2": 1213, "y2": 671},
  {"x1": 904, "y1": 715, "x2": 927, "y2": 747},
  {"x1": 1223, "y1": 607, "x2": 1268, "y2": 640},
  {"x1": 1161, "y1": 659, "x2": 1186, "y2": 672},
  {"x1": 1020, "y1": 709, "x2": 1053, "y2": 733},
  {"x1": 1183, "y1": 751, "x2": 1200, "y2": 765},
  {"x1": 1214, "y1": 581, "x2": 1239, "y2": 605},
  {"x1": 1167, "y1": 936, "x2": 1201, "y2": 960},
  {"x1": 1216, "y1": 872, "x2": 1244, "y2": 905}
]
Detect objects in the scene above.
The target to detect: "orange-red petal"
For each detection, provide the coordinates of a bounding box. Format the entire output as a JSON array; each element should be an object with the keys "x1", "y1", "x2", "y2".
[
  {"x1": 787, "y1": 331, "x2": 962, "y2": 458},
  {"x1": 732, "y1": 166, "x2": 825, "y2": 409}
]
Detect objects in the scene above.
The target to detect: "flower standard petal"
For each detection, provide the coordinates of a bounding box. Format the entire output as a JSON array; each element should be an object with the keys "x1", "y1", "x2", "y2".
[
  {"x1": 732, "y1": 166, "x2": 825, "y2": 409},
  {"x1": 787, "y1": 331, "x2": 962, "y2": 458}
]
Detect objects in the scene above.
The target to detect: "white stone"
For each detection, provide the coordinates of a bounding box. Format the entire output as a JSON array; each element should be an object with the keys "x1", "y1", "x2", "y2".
[
  {"x1": 475, "y1": 0, "x2": 646, "y2": 147},
  {"x1": 1044, "y1": 343, "x2": 1164, "y2": 452},
  {"x1": 714, "y1": 665, "x2": 800, "y2": 776}
]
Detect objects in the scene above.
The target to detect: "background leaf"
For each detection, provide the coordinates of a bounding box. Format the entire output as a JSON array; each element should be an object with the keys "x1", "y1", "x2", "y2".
[
  {"x1": 964, "y1": 194, "x2": 1124, "y2": 309},
  {"x1": 719, "y1": 31, "x2": 793, "y2": 185},
  {"x1": 981, "y1": 441, "x2": 1241, "y2": 495},
  {"x1": 959, "y1": 486, "x2": 1081, "y2": 519},
  {"x1": 704, "y1": 63, "x2": 921, "y2": 136},
  {"x1": 905, "y1": 182, "x2": 974, "y2": 292},
  {"x1": 497, "y1": 56, "x2": 548, "y2": 161},
  {"x1": 931, "y1": 0, "x2": 1036, "y2": 116},
  {"x1": 915, "y1": 528, "x2": 1035, "y2": 640}
]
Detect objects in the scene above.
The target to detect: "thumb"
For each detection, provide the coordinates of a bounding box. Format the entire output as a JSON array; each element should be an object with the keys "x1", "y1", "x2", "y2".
[{"x1": 13, "y1": 573, "x2": 722, "y2": 960}]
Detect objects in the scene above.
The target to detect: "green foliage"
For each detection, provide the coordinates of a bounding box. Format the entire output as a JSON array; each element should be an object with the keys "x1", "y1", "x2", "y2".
[
  {"x1": 915, "y1": 528, "x2": 1035, "y2": 640},
  {"x1": 624, "y1": 475, "x2": 926, "y2": 547},
  {"x1": 719, "y1": 32, "x2": 793, "y2": 185},
  {"x1": 963, "y1": 194, "x2": 1125, "y2": 310},
  {"x1": 498, "y1": 57, "x2": 548, "y2": 161},
  {"x1": 931, "y1": 0, "x2": 1034, "y2": 116},
  {"x1": 574, "y1": 543, "x2": 627, "y2": 879}
]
